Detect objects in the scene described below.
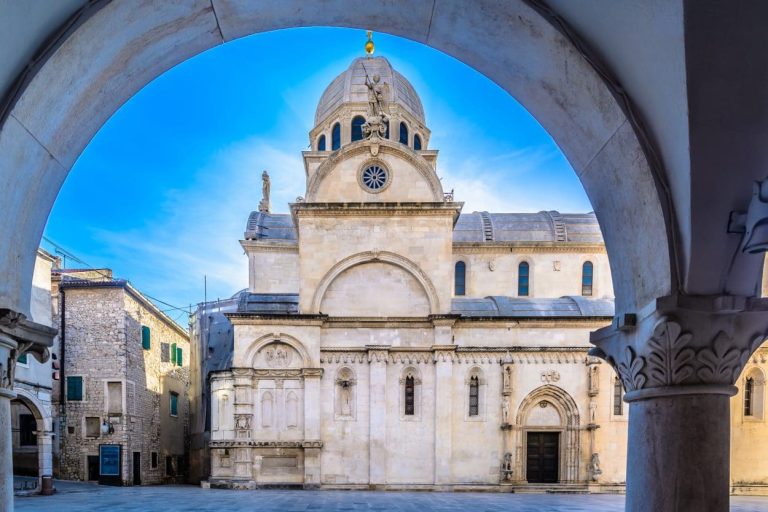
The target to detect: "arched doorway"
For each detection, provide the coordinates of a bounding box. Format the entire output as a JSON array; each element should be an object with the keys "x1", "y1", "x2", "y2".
[
  {"x1": 10, "y1": 390, "x2": 53, "y2": 491},
  {"x1": 513, "y1": 385, "x2": 581, "y2": 485}
]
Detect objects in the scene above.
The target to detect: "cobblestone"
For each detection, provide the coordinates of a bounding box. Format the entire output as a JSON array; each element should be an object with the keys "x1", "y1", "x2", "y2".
[{"x1": 13, "y1": 481, "x2": 768, "y2": 511}]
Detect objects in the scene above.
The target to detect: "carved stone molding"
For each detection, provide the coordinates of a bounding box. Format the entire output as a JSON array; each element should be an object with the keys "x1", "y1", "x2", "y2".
[
  {"x1": 367, "y1": 349, "x2": 390, "y2": 363},
  {"x1": 590, "y1": 295, "x2": 768, "y2": 401},
  {"x1": 210, "y1": 440, "x2": 324, "y2": 449}
]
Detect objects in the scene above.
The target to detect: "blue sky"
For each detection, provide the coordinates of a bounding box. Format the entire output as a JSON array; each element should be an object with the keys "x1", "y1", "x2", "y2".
[{"x1": 42, "y1": 27, "x2": 591, "y2": 321}]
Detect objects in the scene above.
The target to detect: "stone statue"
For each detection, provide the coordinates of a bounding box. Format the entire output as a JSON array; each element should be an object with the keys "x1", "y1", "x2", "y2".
[
  {"x1": 589, "y1": 399, "x2": 597, "y2": 423},
  {"x1": 340, "y1": 382, "x2": 352, "y2": 416},
  {"x1": 502, "y1": 397, "x2": 510, "y2": 424},
  {"x1": 588, "y1": 364, "x2": 600, "y2": 395},
  {"x1": 503, "y1": 366, "x2": 512, "y2": 391},
  {"x1": 259, "y1": 170, "x2": 271, "y2": 213},
  {"x1": 502, "y1": 452, "x2": 513, "y2": 478},
  {"x1": 588, "y1": 453, "x2": 602, "y2": 481},
  {"x1": 366, "y1": 73, "x2": 385, "y2": 117}
]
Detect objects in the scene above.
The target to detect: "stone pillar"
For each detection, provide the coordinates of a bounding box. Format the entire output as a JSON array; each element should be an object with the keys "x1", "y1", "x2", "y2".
[
  {"x1": 500, "y1": 360, "x2": 514, "y2": 484},
  {"x1": 37, "y1": 431, "x2": 53, "y2": 483},
  {"x1": 433, "y1": 347, "x2": 455, "y2": 486},
  {"x1": 367, "y1": 347, "x2": 389, "y2": 487},
  {"x1": 232, "y1": 369, "x2": 254, "y2": 485},
  {"x1": 302, "y1": 368, "x2": 323, "y2": 488},
  {"x1": 0, "y1": 329, "x2": 18, "y2": 512},
  {"x1": 591, "y1": 295, "x2": 768, "y2": 512}
]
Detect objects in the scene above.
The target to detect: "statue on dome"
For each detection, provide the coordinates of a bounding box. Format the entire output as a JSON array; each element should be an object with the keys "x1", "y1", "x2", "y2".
[{"x1": 363, "y1": 73, "x2": 390, "y2": 140}]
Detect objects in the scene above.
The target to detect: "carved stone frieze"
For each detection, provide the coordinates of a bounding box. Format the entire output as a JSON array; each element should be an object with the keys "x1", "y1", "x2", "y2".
[
  {"x1": 540, "y1": 370, "x2": 560, "y2": 383},
  {"x1": 367, "y1": 349, "x2": 389, "y2": 363},
  {"x1": 210, "y1": 440, "x2": 324, "y2": 449},
  {"x1": 253, "y1": 369, "x2": 303, "y2": 378},
  {"x1": 590, "y1": 295, "x2": 768, "y2": 400},
  {"x1": 320, "y1": 352, "x2": 367, "y2": 364}
]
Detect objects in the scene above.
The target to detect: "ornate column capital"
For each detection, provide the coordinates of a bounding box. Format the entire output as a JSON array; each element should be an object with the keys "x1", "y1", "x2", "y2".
[{"x1": 590, "y1": 295, "x2": 768, "y2": 401}]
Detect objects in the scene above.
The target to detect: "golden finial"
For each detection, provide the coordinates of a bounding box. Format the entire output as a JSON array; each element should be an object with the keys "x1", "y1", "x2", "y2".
[{"x1": 365, "y1": 30, "x2": 375, "y2": 58}]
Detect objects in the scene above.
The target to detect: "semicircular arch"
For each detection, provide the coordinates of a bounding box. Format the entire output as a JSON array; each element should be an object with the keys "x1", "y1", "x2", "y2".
[
  {"x1": 311, "y1": 250, "x2": 440, "y2": 314},
  {"x1": 242, "y1": 332, "x2": 311, "y2": 369}
]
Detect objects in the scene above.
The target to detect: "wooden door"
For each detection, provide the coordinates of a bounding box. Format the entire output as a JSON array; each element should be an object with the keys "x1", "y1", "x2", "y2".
[{"x1": 526, "y1": 431, "x2": 559, "y2": 483}]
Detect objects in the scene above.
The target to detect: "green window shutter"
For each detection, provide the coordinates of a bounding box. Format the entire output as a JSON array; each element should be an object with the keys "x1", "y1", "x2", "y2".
[
  {"x1": 170, "y1": 343, "x2": 177, "y2": 365},
  {"x1": 66, "y1": 376, "x2": 83, "y2": 401},
  {"x1": 141, "y1": 326, "x2": 151, "y2": 350},
  {"x1": 17, "y1": 353, "x2": 28, "y2": 364},
  {"x1": 170, "y1": 392, "x2": 178, "y2": 417},
  {"x1": 176, "y1": 347, "x2": 183, "y2": 367}
]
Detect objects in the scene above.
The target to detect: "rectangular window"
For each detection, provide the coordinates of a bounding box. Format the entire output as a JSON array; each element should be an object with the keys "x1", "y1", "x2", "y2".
[
  {"x1": 19, "y1": 414, "x2": 36, "y2": 446},
  {"x1": 151, "y1": 452, "x2": 158, "y2": 469},
  {"x1": 469, "y1": 377, "x2": 479, "y2": 416},
  {"x1": 176, "y1": 346, "x2": 183, "y2": 367},
  {"x1": 17, "y1": 353, "x2": 28, "y2": 365},
  {"x1": 404, "y1": 377, "x2": 415, "y2": 416},
  {"x1": 141, "y1": 325, "x2": 151, "y2": 350},
  {"x1": 85, "y1": 417, "x2": 100, "y2": 437},
  {"x1": 160, "y1": 343, "x2": 170, "y2": 363},
  {"x1": 170, "y1": 391, "x2": 178, "y2": 417},
  {"x1": 66, "y1": 376, "x2": 83, "y2": 401},
  {"x1": 613, "y1": 378, "x2": 624, "y2": 416},
  {"x1": 170, "y1": 343, "x2": 177, "y2": 365},
  {"x1": 107, "y1": 381, "x2": 123, "y2": 415}
]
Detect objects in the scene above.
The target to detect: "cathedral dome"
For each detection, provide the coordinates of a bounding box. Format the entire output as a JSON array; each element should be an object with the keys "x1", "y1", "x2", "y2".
[{"x1": 314, "y1": 56, "x2": 425, "y2": 127}]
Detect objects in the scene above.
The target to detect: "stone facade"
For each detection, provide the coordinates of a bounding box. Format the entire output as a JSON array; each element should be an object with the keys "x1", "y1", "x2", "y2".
[
  {"x1": 198, "y1": 55, "x2": 768, "y2": 494},
  {"x1": 55, "y1": 273, "x2": 189, "y2": 485}
]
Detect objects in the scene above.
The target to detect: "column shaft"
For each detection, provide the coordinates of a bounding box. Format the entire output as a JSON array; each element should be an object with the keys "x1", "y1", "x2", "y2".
[
  {"x1": 0, "y1": 393, "x2": 12, "y2": 512},
  {"x1": 368, "y1": 357, "x2": 387, "y2": 486},
  {"x1": 433, "y1": 358, "x2": 452, "y2": 485},
  {"x1": 626, "y1": 393, "x2": 731, "y2": 512}
]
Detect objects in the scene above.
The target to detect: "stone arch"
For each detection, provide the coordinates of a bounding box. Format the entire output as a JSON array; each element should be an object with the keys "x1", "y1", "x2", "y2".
[
  {"x1": 13, "y1": 388, "x2": 51, "y2": 432},
  {"x1": 0, "y1": 1, "x2": 675, "y2": 320},
  {"x1": 242, "y1": 333, "x2": 311, "y2": 369},
  {"x1": 311, "y1": 251, "x2": 440, "y2": 314},
  {"x1": 305, "y1": 140, "x2": 443, "y2": 201},
  {"x1": 515, "y1": 384, "x2": 581, "y2": 483}
]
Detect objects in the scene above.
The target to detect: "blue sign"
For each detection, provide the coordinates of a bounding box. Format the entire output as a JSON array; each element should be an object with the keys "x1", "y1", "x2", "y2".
[{"x1": 100, "y1": 444, "x2": 120, "y2": 476}]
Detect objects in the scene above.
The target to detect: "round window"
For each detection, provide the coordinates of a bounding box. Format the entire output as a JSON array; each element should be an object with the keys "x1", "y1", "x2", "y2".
[{"x1": 360, "y1": 164, "x2": 390, "y2": 192}]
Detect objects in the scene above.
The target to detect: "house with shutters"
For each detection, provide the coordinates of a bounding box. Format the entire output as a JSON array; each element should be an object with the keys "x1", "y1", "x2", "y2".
[{"x1": 53, "y1": 267, "x2": 190, "y2": 485}]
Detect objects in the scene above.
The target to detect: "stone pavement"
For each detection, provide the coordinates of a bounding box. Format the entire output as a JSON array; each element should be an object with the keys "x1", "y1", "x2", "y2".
[{"x1": 13, "y1": 481, "x2": 768, "y2": 511}]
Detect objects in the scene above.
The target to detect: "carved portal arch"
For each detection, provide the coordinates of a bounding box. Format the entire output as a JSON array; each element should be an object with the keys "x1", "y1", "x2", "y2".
[
  {"x1": 243, "y1": 333, "x2": 311, "y2": 369},
  {"x1": 514, "y1": 384, "x2": 581, "y2": 484},
  {"x1": 311, "y1": 251, "x2": 440, "y2": 315}
]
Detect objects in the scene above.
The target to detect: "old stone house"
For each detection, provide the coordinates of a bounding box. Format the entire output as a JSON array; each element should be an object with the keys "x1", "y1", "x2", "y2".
[{"x1": 54, "y1": 269, "x2": 190, "y2": 485}]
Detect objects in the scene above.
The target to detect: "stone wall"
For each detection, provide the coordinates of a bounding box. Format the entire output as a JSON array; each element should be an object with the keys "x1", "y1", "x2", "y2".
[{"x1": 58, "y1": 284, "x2": 189, "y2": 485}]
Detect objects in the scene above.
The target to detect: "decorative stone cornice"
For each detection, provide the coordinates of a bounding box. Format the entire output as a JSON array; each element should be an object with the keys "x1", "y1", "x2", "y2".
[
  {"x1": 319, "y1": 346, "x2": 591, "y2": 365},
  {"x1": 210, "y1": 440, "x2": 324, "y2": 449},
  {"x1": 590, "y1": 295, "x2": 768, "y2": 401},
  {"x1": 452, "y1": 242, "x2": 606, "y2": 254},
  {"x1": 320, "y1": 351, "x2": 367, "y2": 364}
]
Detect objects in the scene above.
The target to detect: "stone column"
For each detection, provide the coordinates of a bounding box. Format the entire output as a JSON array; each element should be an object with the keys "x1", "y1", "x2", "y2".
[
  {"x1": 433, "y1": 347, "x2": 455, "y2": 486},
  {"x1": 591, "y1": 295, "x2": 768, "y2": 512},
  {"x1": 0, "y1": 326, "x2": 19, "y2": 512},
  {"x1": 302, "y1": 368, "x2": 323, "y2": 488},
  {"x1": 367, "y1": 347, "x2": 389, "y2": 488},
  {"x1": 231, "y1": 369, "x2": 254, "y2": 485},
  {"x1": 37, "y1": 431, "x2": 53, "y2": 483}
]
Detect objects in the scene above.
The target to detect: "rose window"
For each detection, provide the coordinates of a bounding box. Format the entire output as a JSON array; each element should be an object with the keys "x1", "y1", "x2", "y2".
[{"x1": 361, "y1": 165, "x2": 389, "y2": 191}]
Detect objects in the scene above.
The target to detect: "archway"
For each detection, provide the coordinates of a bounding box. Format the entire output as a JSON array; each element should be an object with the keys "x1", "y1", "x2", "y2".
[
  {"x1": 513, "y1": 385, "x2": 581, "y2": 484},
  {"x1": 10, "y1": 390, "x2": 53, "y2": 491},
  {"x1": 0, "y1": 0, "x2": 672, "y2": 322}
]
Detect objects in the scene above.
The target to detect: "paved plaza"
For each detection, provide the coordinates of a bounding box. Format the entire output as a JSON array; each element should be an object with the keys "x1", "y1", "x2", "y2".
[{"x1": 12, "y1": 481, "x2": 768, "y2": 511}]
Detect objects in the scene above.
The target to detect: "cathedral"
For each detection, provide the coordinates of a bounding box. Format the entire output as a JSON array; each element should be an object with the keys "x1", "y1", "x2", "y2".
[{"x1": 203, "y1": 46, "x2": 768, "y2": 493}]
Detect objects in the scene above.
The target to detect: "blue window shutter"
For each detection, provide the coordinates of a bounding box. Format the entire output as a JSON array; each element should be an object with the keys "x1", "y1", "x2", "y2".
[
  {"x1": 67, "y1": 376, "x2": 83, "y2": 401},
  {"x1": 141, "y1": 326, "x2": 151, "y2": 350}
]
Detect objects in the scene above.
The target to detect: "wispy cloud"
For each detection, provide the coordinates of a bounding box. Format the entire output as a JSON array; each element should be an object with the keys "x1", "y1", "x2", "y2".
[{"x1": 91, "y1": 137, "x2": 304, "y2": 309}]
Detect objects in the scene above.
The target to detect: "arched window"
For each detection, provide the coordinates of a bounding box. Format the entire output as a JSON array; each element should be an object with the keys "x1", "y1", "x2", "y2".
[
  {"x1": 414, "y1": 134, "x2": 422, "y2": 150},
  {"x1": 745, "y1": 377, "x2": 754, "y2": 416},
  {"x1": 331, "y1": 122, "x2": 341, "y2": 150},
  {"x1": 405, "y1": 376, "x2": 415, "y2": 415},
  {"x1": 384, "y1": 119, "x2": 390, "y2": 139},
  {"x1": 351, "y1": 115, "x2": 366, "y2": 142},
  {"x1": 613, "y1": 377, "x2": 623, "y2": 416},
  {"x1": 469, "y1": 375, "x2": 479, "y2": 416},
  {"x1": 317, "y1": 134, "x2": 326, "y2": 151},
  {"x1": 454, "y1": 261, "x2": 466, "y2": 296},
  {"x1": 399, "y1": 121, "x2": 409, "y2": 145},
  {"x1": 582, "y1": 261, "x2": 594, "y2": 296},
  {"x1": 743, "y1": 369, "x2": 765, "y2": 419},
  {"x1": 518, "y1": 262, "x2": 529, "y2": 296}
]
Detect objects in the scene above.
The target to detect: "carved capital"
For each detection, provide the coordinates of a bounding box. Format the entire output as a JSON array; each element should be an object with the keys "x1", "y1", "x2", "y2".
[{"x1": 590, "y1": 295, "x2": 768, "y2": 401}]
